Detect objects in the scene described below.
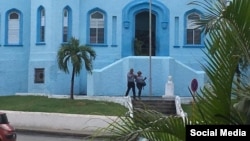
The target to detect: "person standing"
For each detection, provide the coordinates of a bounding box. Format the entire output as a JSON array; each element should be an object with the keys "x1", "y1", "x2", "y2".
[
  {"x1": 125, "y1": 68, "x2": 136, "y2": 100},
  {"x1": 135, "y1": 71, "x2": 146, "y2": 99}
]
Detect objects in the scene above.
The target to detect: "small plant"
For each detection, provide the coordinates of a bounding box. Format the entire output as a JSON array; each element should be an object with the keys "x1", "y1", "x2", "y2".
[{"x1": 134, "y1": 38, "x2": 144, "y2": 55}]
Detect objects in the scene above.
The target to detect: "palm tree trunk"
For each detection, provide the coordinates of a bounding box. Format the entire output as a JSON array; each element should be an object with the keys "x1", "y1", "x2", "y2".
[{"x1": 70, "y1": 67, "x2": 75, "y2": 100}]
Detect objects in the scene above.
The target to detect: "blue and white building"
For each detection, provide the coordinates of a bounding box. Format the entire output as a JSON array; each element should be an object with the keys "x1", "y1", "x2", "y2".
[{"x1": 0, "y1": 0, "x2": 206, "y2": 97}]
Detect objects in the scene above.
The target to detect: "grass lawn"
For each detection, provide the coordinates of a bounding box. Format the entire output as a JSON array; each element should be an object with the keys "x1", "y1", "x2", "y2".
[
  {"x1": 0, "y1": 95, "x2": 193, "y2": 116},
  {"x1": 181, "y1": 103, "x2": 193, "y2": 117},
  {"x1": 0, "y1": 95, "x2": 128, "y2": 116}
]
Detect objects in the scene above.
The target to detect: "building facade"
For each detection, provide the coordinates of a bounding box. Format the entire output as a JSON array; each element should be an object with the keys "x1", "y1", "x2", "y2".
[{"x1": 0, "y1": 0, "x2": 206, "y2": 96}]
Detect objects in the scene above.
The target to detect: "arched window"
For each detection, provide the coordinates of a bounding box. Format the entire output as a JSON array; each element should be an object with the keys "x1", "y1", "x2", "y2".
[
  {"x1": 184, "y1": 10, "x2": 203, "y2": 47},
  {"x1": 7, "y1": 11, "x2": 21, "y2": 44},
  {"x1": 89, "y1": 11, "x2": 105, "y2": 44},
  {"x1": 37, "y1": 6, "x2": 45, "y2": 43},
  {"x1": 186, "y1": 13, "x2": 201, "y2": 44},
  {"x1": 62, "y1": 6, "x2": 72, "y2": 42}
]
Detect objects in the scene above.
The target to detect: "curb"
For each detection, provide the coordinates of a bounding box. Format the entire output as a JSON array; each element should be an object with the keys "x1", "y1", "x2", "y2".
[
  {"x1": 15, "y1": 126, "x2": 113, "y2": 140},
  {"x1": 15, "y1": 127, "x2": 92, "y2": 137}
]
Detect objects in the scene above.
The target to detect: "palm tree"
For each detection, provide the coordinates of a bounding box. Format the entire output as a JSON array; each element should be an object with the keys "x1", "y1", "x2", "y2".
[
  {"x1": 57, "y1": 37, "x2": 96, "y2": 100},
  {"x1": 189, "y1": 0, "x2": 250, "y2": 123},
  {"x1": 91, "y1": 0, "x2": 250, "y2": 140}
]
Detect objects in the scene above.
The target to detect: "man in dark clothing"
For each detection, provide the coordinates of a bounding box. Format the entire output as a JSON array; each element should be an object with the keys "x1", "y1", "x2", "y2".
[{"x1": 125, "y1": 68, "x2": 136, "y2": 99}]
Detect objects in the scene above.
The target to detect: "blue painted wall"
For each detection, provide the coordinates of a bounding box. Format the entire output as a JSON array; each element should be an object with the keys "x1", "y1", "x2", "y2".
[
  {"x1": 88, "y1": 56, "x2": 205, "y2": 97},
  {"x1": 0, "y1": 0, "x2": 207, "y2": 96},
  {"x1": 0, "y1": 0, "x2": 30, "y2": 95}
]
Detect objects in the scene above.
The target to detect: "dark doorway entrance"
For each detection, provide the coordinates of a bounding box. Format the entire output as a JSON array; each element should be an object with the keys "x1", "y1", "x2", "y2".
[{"x1": 134, "y1": 11, "x2": 156, "y2": 56}]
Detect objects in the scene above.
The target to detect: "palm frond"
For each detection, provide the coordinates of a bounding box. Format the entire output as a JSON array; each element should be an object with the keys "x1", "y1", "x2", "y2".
[
  {"x1": 190, "y1": 0, "x2": 250, "y2": 125},
  {"x1": 57, "y1": 37, "x2": 96, "y2": 75},
  {"x1": 94, "y1": 108, "x2": 187, "y2": 141},
  {"x1": 79, "y1": 46, "x2": 96, "y2": 74},
  {"x1": 188, "y1": 0, "x2": 228, "y2": 33}
]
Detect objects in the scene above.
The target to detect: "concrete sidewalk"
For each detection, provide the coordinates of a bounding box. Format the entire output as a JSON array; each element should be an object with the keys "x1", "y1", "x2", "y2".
[{"x1": 3, "y1": 110, "x2": 116, "y2": 137}]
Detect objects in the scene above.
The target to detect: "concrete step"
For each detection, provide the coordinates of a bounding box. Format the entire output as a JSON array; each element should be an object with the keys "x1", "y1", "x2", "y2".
[{"x1": 132, "y1": 97, "x2": 176, "y2": 115}]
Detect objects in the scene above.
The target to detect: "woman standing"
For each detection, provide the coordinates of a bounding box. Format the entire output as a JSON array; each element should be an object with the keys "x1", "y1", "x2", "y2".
[{"x1": 135, "y1": 71, "x2": 146, "y2": 99}]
